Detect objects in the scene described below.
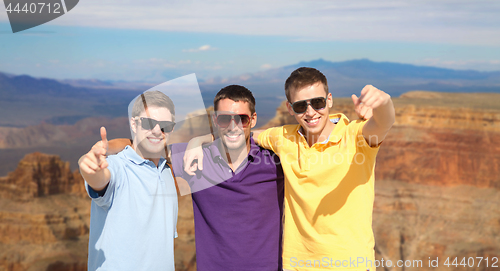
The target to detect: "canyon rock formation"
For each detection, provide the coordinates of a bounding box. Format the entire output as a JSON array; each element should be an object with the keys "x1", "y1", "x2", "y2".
[{"x1": 0, "y1": 153, "x2": 196, "y2": 271}]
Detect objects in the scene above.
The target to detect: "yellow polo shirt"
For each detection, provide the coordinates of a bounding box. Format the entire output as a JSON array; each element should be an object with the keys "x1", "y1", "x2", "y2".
[{"x1": 258, "y1": 113, "x2": 379, "y2": 271}]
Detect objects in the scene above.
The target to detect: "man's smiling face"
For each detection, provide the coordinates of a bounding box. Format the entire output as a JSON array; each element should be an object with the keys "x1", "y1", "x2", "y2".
[
  {"x1": 131, "y1": 106, "x2": 173, "y2": 158},
  {"x1": 215, "y1": 98, "x2": 256, "y2": 153},
  {"x1": 286, "y1": 82, "x2": 333, "y2": 139}
]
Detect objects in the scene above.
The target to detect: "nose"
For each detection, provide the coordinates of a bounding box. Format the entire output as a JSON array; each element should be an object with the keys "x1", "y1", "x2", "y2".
[
  {"x1": 151, "y1": 124, "x2": 163, "y2": 135},
  {"x1": 305, "y1": 103, "x2": 316, "y2": 116},
  {"x1": 228, "y1": 118, "x2": 238, "y2": 129}
]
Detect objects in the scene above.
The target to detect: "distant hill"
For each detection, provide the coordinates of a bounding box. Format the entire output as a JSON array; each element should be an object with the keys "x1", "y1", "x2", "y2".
[
  {"x1": 0, "y1": 72, "x2": 143, "y2": 127},
  {"x1": 2, "y1": 59, "x2": 500, "y2": 127},
  {"x1": 201, "y1": 59, "x2": 500, "y2": 96},
  {"x1": 198, "y1": 59, "x2": 500, "y2": 125}
]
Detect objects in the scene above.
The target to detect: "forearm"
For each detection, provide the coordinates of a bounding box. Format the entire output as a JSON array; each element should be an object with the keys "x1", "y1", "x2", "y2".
[
  {"x1": 80, "y1": 167, "x2": 110, "y2": 191},
  {"x1": 371, "y1": 98, "x2": 395, "y2": 130},
  {"x1": 362, "y1": 98, "x2": 395, "y2": 146},
  {"x1": 183, "y1": 133, "x2": 214, "y2": 174},
  {"x1": 191, "y1": 133, "x2": 213, "y2": 146},
  {"x1": 78, "y1": 152, "x2": 111, "y2": 191}
]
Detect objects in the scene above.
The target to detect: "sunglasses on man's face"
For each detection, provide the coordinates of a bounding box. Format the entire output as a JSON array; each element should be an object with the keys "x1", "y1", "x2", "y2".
[
  {"x1": 215, "y1": 114, "x2": 251, "y2": 128},
  {"x1": 135, "y1": 117, "x2": 175, "y2": 133},
  {"x1": 289, "y1": 96, "x2": 327, "y2": 114}
]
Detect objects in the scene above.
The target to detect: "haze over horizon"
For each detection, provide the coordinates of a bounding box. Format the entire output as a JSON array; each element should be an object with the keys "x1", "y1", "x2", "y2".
[{"x1": 2, "y1": 58, "x2": 500, "y2": 85}]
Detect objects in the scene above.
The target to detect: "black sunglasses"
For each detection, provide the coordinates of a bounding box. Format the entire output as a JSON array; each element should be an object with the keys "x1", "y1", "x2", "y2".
[
  {"x1": 215, "y1": 114, "x2": 251, "y2": 128},
  {"x1": 135, "y1": 117, "x2": 175, "y2": 133},
  {"x1": 289, "y1": 96, "x2": 327, "y2": 114}
]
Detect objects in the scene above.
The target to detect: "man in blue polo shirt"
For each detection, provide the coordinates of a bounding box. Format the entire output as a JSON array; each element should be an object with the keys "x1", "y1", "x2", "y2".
[
  {"x1": 107, "y1": 85, "x2": 284, "y2": 270},
  {"x1": 79, "y1": 90, "x2": 178, "y2": 271}
]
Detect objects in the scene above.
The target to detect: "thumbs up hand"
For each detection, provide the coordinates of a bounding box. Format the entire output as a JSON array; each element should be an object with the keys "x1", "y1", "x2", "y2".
[{"x1": 79, "y1": 127, "x2": 109, "y2": 175}]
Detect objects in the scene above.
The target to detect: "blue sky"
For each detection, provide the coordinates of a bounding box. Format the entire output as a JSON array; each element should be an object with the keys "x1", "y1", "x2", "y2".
[{"x1": 1, "y1": 0, "x2": 500, "y2": 82}]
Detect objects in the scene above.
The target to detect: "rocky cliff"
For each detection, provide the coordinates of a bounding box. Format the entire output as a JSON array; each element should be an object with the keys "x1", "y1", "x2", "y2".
[
  {"x1": 0, "y1": 153, "x2": 86, "y2": 201},
  {"x1": 0, "y1": 153, "x2": 196, "y2": 271},
  {"x1": 374, "y1": 92, "x2": 500, "y2": 270},
  {"x1": 0, "y1": 153, "x2": 89, "y2": 271}
]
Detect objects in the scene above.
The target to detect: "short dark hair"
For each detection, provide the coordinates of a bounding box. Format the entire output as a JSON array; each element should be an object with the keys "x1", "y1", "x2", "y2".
[
  {"x1": 213, "y1": 85, "x2": 256, "y2": 114},
  {"x1": 284, "y1": 67, "x2": 328, "y2": 102},
  {"x1": 131, "y1": 90, "x2": 175, "y2": 121}
]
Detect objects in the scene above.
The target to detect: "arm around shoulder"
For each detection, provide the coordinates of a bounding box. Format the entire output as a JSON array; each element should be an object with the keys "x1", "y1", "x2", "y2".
[
  {"x1": 253, "y1": 127, "x2": 282, "y2": 152},
  {"x1": 182, "y1": 133, "x2": 214, "y2": 175},
  {"x1": 252, "y1": 129, "x2": 264, "y2": 145}
]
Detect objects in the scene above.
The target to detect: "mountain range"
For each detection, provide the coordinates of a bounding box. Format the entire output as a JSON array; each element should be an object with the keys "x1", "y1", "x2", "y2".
[
  {"x1": 1, "y1": 58, "x2": 499, "y2": 128},
  {"x1": 201, "y1": 58, "x2": 500, "y2": 96},
  {"x1": 0, "y1": 72, "x2": 143, "y2": 127}
]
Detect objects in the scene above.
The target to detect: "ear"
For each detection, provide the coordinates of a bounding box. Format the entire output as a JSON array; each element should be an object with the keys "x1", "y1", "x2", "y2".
[
  {"x1": 130, "y1": 117, "x2": 137, "y2": 134},
  {"x1": 327, "y1": 93, "x2": 333, "y2": 108},
  {"x1": 285, "y1": 101, "x2": 295, "y2": 116},
  {"x1": 212, "y1": 113, "x2": 218, "y2": 128},
  {"x1": 250, "y1": 112, "x2": 257, "y2": 128}
]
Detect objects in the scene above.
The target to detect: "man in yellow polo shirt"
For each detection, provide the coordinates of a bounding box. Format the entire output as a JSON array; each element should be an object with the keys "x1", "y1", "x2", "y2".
[
  {"x1": 255, "y1": 67, "x2": 394, "y2": 271},
  {"x1": 184, "y1": 67, "x2": 394, "y2": 270}
]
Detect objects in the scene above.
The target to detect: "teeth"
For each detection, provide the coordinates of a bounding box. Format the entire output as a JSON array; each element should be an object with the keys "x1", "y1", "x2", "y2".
[
  {"x1": 226, "y1": 134, "x2": 240, "y2": 138},
  {"x1": 149, "y1": 138, "x2": 162, "y2": 143},
  {"x1": 306, "y1": 118, "x2": 320, "y2": 124}
]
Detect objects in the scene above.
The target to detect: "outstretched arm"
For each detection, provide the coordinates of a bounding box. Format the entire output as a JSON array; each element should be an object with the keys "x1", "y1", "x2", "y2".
[
  {"x1": 78, "y1": 127, "x2": 111, "y2": 191},
  {"x1": 353, "y1": 85, "x2": 395, "y2": 147}
]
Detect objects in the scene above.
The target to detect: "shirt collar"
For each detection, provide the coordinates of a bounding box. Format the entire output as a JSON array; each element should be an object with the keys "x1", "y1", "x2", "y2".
[
  {"x1": 326, "y1": 113, "x2": 350, "y2": 143},
  {"x1": 209, "y1": 136, "x2": 258, "y2": 163},
  {"x1": 121, "y1": 145, "x2": 167, "y2": 168},
  {"x1": 295, "y1": 113, "x2": 350, "y2": 144}
]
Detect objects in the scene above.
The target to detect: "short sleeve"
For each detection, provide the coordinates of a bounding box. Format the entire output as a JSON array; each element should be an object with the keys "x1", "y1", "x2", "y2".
[
  {"x1": 257, "y1": 127, "x2": 283, "y2": 153},
  {"x1": 351, "y1": 119, "x2": 381, "y2": 153}
]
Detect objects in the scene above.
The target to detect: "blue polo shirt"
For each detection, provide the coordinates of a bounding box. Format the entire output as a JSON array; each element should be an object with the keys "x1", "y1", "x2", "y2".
[
  {"x1": 85, "y1": 146, "x2": 178, "y2": 271},
  {"x1": 170, "y1": 138, "x2": 284, "y2": 271}
]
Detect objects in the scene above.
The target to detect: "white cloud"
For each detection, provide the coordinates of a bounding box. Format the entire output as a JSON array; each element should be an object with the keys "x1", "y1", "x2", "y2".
[
  {"x1": 182, "y1": 45, "x2": 217, "y2": 53},
  {"x1": 260, "y1": 64, "x2": 272, "y2": 69},
  {"x1": 198, "y1": 45, "x2": 212, "y2": 51},
  {"x1": 20, "y1": 0, "x2": 500, "y2": 46}
]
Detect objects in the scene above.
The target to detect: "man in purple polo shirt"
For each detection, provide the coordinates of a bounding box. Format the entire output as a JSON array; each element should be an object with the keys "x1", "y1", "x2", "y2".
[
  {"x1": 107, "y1": 85, "x2": 284, "y2": 270},
  {"x1": 175, "y1": 85, "x2": 284, "y2": 270}
]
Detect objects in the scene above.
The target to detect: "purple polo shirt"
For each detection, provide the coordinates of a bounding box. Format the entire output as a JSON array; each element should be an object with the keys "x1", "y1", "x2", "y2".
[{"x1": 170, "y1": 138, "x2": 284, "y2": 271}]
